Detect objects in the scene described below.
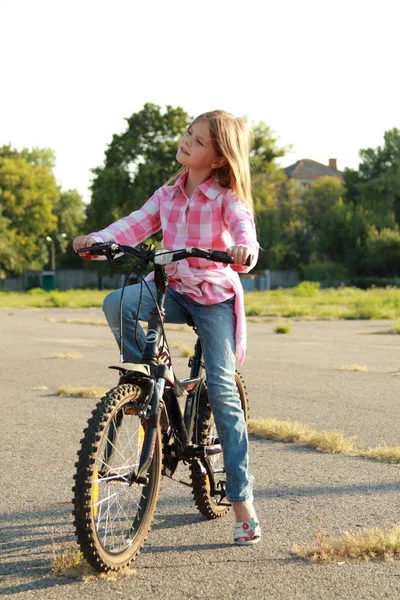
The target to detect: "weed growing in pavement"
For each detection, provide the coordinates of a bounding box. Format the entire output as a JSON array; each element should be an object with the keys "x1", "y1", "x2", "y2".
[
  {"x1": 248, "y1": 418, "x2": 400, "y2": 463},
  {"x1": 56, "y1": 386, "x2": 108, "y2": 398},
  {"x1": 293, "y1": 526, "x2": 400, "y2": 562},
  {"x1": 273, "y1": 323, "x2": 293, "y2": 334},
  {"x1": 248, "y1": 418, "x2": 357, "y2": 454},
  {"x1": 51, "y1": 540, "x2": 84, "y2": 574}
]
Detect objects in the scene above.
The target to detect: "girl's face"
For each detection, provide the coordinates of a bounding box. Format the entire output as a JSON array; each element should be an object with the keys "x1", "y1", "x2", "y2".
[{"x1": 176, "y1": 119, "x2": 224, "y2": 174}]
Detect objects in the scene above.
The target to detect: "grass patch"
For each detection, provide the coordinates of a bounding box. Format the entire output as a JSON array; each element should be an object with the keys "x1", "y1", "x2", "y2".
[
  {"x1": 243, "y1": 286, "x2": 400, "y2": 320},
  {"x1": 248, "y1": 418, "x2": 357, "y2": 454},
  {"x1": 293, "y1": 526, "x2": 400, "y2": 562},
  {"x1": 32, "y1": 385, "x2": 48, "y2": 391},
  {"x1": 339, "y1": 364, "x2": 368, "y2": 371},
  {"x1": 248, "y1": 418, "x2": 400, "y2": 463},
  {"x1": 273, "y1": 323, "x2": 293, "y2": 334},
  {"x1": 45, "y1": 317, "x2": 108, "y2": 326},
  {"x1": 51, "y1": 540, "x2": 84, "y2": 574},
  {"x1": 0, "y1": 289, "x2": 107, "y2": 309},
  {"x1": 378, "y1": 322, "x2": 400, "y2": 334},
  {"x1": 56, "y1": 386, "x2": 108, "y2": 398},
  {"x1": 361, "y1": 446, "x2": 400, "y2": 462},
  {"x1": 1, "y1": 286, "x2": 399, "y2": 320},
  {"x1": 50, "y1": 353, "x2": 82, "y2": 359}
]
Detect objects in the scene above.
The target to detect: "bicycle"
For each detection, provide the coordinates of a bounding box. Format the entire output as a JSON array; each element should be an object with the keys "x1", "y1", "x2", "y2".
[{"x1": 72, "y1": 241, "x2": 251, "y2": 572}]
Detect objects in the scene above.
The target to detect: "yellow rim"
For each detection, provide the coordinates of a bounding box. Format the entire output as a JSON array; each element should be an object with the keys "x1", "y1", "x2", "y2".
[{"x1": 92, "y1": 465, "x2": 99, "y2": 518}]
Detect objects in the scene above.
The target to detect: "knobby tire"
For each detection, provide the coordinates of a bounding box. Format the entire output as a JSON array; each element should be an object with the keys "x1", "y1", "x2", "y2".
[{"x1": 72, "y1": 383, "x2": 161, "y2": 572}]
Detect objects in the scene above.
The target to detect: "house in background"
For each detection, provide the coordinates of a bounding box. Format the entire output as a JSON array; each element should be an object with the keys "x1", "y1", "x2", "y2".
[{"x1": 284, "y1": 158, "x2": 343, "y2": 189}]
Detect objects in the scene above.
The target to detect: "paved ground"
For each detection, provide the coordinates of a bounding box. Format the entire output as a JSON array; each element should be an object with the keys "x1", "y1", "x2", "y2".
[{"x1": 1, "y1": 308, "x2": 400, "y2": 599}]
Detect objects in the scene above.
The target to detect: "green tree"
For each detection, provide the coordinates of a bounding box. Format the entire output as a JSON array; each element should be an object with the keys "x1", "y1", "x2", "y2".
[
  {"x1": 363, "y1": 227, "x2": 400, "y2": 277},
  {"x1": 53, "y1": 189, "x2": 87, "y2": 268},
  {"x1": 302, "y1": 177, "x2": 345, "y2": 230},
  {"x1": 301, "y1": 177, "x2": 368, "y2": 268},
  {"x1": 250, "y1": 124, "x2": 299, "y2": 269},
  {"x1": 0, "y1": 146, "x2": 59, "y2": 274},
  {"x1": 87, "y1": 103, "x2": 190, "y2": 233},
  {"x1": 0, "y1": 207, "x2": 20, "y2": 277},
  {"x1": 344, "y1": 128, "x2": 400, "y2": 229}
]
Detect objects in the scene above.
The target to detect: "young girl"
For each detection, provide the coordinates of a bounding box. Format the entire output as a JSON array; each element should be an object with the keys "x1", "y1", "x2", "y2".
[{"x1": 73, "y1": 110, "x2": 261, "y2": 545}]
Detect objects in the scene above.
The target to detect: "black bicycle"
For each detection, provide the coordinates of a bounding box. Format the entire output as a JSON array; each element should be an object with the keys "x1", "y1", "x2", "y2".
[{"x1": 72, "y1": 241, "x2": 249, "y2": 572}]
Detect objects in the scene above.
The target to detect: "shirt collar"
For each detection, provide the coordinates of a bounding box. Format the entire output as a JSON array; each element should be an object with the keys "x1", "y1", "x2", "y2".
[{"x1": 172, "y1": 171, "x2": 225, "y2": 200}]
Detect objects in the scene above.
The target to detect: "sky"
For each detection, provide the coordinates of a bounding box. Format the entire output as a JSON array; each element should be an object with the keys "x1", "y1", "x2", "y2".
[{"x1": 1, "y1": 0, "x2": 399, "y2": 204}]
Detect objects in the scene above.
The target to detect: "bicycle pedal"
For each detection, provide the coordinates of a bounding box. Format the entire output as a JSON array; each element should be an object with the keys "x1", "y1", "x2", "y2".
[{"x1": 205, "y1": 444, "x2": 222, "y2": 456}]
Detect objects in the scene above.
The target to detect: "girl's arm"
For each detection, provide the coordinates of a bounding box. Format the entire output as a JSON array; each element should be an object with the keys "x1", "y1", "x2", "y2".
[
  {"x1": 89, "y1": 189, "x2": 162, "y2": 246},
  {"x1": 222, "y1": 192, "x2": 259, "y2": 272}
]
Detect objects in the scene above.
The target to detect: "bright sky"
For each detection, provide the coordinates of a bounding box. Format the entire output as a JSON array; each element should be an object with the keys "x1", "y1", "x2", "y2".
[{"x1": 1, "y1": 0, "x2": 399, "y2": 203}]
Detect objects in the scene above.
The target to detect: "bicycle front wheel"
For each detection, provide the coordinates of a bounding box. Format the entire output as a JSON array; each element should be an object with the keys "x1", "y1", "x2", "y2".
[{"x1": 72, "y1": 383, "x2": 161, "y2": 572}]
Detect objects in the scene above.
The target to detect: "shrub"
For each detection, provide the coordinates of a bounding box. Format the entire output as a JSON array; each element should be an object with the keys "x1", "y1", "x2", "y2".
[
  {"x1": 49, "y1": 291, "x2": 68, "y2": 307},
  {"x1": 293, "y1": 281, "x2": 321, "y2": 297}
]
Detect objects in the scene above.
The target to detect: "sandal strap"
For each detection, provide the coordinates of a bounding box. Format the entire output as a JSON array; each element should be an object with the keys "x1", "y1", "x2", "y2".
[{"x1": 233, "y1": 517, "x2": 261, "y2": 541}]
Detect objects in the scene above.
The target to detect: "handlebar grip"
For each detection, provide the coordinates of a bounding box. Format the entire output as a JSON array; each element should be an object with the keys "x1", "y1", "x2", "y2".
[
  {"x1": 207, "y1": 250, "x2": 253, "y2": 267},
  {"x1": 76, "y1": 245, "x2": 105, "y2": 255}
]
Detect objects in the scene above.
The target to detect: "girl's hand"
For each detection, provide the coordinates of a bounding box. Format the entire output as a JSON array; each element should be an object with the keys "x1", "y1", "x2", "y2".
[
  {"x1": 226, "y1": 245, "x2": 251, "y2": 266},
  {"x1": 72, "y1": 235, "x2": 98, "y2": 253}
]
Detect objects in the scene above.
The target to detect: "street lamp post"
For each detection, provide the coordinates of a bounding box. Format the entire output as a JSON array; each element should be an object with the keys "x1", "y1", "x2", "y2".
[{"x1": 46, "y1": 233, "x2": 67, "y2": 271}]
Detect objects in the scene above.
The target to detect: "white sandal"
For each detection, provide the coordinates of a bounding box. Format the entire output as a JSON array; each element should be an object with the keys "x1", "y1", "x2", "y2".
[{"x1": 233, "y1": 517, "x2": 261, "y2": 546}]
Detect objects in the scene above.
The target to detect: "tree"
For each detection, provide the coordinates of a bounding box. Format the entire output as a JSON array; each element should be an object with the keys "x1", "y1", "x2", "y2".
[
  {"x1": 300, "y1": 177, "x2": 368, "y2": 267},
  {"x1": 53, "y1": 189, "x2": 87, "y2": 268},
  {"x1": 87, "y1": 103, "x2": 190, "y2": 233},
  {"x1": 344, "y1": 128, "x2": 400, "y2": 229},
  {"x1": 363, "y1": 227, "x2": 400, "y2": 277},
  {"x1": 0, "y1": 207, "x2": 19, "y2": 277},
  {"x1": 250, "y1": 123, "x2": 299, "y2": 269},
  {"x1": 0, "y1": 146, "x2": 59, "y2": 274}
]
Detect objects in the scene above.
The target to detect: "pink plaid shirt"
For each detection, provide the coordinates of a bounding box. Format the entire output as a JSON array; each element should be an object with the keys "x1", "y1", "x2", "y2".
[{"x1": 90, "y1": 172, "x2": 259, "y2": 363}]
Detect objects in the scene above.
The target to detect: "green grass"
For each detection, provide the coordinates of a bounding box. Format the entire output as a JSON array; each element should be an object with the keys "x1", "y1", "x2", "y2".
[
  {"x1": 1, "y1": 285, "x2": 400, "y2": 320},
  {"x1": 244, "y1": 286, "x2": 400, "y2": 320},
  {"x1": 0, "y1": 289, "x2": 106, "y2": 308}
]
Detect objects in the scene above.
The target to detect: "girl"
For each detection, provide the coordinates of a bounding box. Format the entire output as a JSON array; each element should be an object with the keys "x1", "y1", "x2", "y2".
[{"x1": 73, "y1": 110, "x2": 261, "y2": 545}]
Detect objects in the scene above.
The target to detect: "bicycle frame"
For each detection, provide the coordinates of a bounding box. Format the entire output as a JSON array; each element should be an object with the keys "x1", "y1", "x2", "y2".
[{"x1": 112, "y1": 260, "x2": 219, "y2": 493}]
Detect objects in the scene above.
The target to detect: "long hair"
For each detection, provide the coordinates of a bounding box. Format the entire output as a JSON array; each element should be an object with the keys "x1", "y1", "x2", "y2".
[{"x1": 166, "y1": 110, "x2": 254, "y2": 213}]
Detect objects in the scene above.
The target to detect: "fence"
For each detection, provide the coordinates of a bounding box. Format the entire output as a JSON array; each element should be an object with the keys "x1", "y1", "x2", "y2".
[{"x1": 0, "y1": 268, "x2": 302, "y2": 293}]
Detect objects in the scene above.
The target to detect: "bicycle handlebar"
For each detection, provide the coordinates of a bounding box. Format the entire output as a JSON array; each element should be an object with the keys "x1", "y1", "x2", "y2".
[{"x1": 76, "y1": 241, "x2": 253, "y2": 267}]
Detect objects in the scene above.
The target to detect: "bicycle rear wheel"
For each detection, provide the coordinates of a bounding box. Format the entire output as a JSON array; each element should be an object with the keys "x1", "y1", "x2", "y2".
[
  {"x1": 72, "y1": 383, "x2": 161, "y2": 572},
  {"x1": 190, "y1": 371, "x2": 249, "y2": 519}
]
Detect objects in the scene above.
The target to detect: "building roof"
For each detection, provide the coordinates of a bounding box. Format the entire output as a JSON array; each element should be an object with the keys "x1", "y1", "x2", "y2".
[{"x1": 284, "y1": 159, "x2": 342, "y2": 179}]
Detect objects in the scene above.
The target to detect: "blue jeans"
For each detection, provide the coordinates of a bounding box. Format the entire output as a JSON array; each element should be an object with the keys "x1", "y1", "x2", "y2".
[{"x1": 103, "y1": 282, "x2": 254, "y2": 503}]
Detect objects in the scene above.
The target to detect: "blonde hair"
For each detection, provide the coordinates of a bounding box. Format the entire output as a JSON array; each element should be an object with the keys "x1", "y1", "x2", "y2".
[{"x1": 166, "y1": 110, "x2": 253, "y2": 212}]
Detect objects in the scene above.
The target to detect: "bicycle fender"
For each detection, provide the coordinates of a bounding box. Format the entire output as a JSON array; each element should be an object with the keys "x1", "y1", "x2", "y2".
[{"x1": 109, "y1": 363, "x2": 151, "y2": 376}]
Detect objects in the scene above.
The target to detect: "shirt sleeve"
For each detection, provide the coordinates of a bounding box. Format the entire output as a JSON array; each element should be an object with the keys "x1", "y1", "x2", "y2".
[
  {"x1": 89, "y1": 188, "x2": 162, "y2": 246},
  {"x1": 222, "y1": 191, "x2": 259, "y2": 272}
]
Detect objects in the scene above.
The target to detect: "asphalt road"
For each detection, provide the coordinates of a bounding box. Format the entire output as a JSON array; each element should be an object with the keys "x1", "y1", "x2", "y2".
[{"x1": 1, "y1": 308, "x2": 400, "y2": 599}]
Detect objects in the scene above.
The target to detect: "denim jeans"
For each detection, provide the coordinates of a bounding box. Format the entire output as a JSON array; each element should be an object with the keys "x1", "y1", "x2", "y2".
[{"x1": 102, "y1": 282, "x2": 254, "y2": 503}]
